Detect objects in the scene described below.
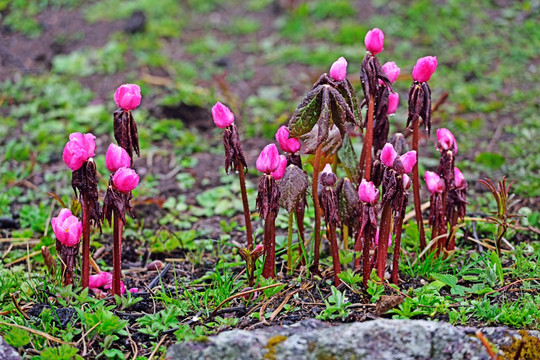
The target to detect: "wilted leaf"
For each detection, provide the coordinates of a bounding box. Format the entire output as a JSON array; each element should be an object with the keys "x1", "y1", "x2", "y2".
[{"x1": 278, "y1": 165, "x2": 309, "y2": 213}]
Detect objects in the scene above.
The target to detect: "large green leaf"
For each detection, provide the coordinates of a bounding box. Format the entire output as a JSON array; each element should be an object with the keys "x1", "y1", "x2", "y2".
[{"x1": 288, "y1": 86, "x2": 323, "y2": 138}]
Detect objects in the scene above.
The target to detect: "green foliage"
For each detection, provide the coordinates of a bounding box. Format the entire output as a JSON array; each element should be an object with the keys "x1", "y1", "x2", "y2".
[
  {"x1": 317, "y1": 286, "x2": 350, "y2": 320},
  {"x1": 39, "y1": 345, "x2": 83, "y2": 360},
  {"x1": 366, "y1": 280, "x2": 384, "y2": 303},
  {"x1": 3, "y1": 327, "x2": 31, "y2": 348},
  {"x1": 137, "y1": 306, "x2": 185, "y2": 337}
]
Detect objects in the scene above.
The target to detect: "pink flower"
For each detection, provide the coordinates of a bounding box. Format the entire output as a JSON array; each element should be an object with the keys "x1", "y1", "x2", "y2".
[
  {"x1": 403, "y1": 174, "x2": 412, "y2": 190},
  {"x1": 51, "y1": 209, "x2": 82, "y2": 247},
  {"x1": 271, "y1": 155, "x2": 287, "y2": 180},
  {"x1": 382, "y1": 62, "x2": 400, "y2": 83},
  {"x1": 398, "y1": 151, "x2": 417, "y2": 174},
  {"x1": 358, "y1": 179, "x2": 379, "y2": 205},
  {"x1": 436, "y1": 128, "x2": 458, "y2": 154},
  {"x1": 454, "y1": 167, "x2": 466, "y2": 188},
  {"x1": 128, "y1": 288, "x2": 139, "y2": 294},
  {"x1": 112, "y1": 167, "x2": 140, "y2": 192},
  {"x1": 425, "y1": 171, "x2": 445, "y2": 194},
  {"x1": 89, "y1": 272, "x2": 111, "y2": 289},
  {"x1": 256, "y1": 144, "x2": 280, "y2": 174},
  {"x1": 106, "y1": 143, "x2": 131, "y2": 172},
  {"x1": 329, "y1": 56, "x2": 347, "y2": 81},
  {"x1": 212, "y1": 102, "x2": 235, "y2": 129},
  {"x1": 114, "y1": 84, "x2": 141, "y2": 111},
  {"x1": 381, "y1": 143, "x2": 398, "y2": 168},
  {"x1": 275, "y1": 126, "x2": 301, "y2": 153},
  {"x1": 252, "y1": 244, "x2": 264, "y2": 257},
  {"x1": 365, "y1": 28, "x2": 384, "y2": 55},
  {"x1": 412, "y1": 56, "x2": 437, "y2": 83},
  {"x1": 387, "y1": 92, "x2": 399, "y2": 115},
  {"x1": 62, "y1": 133, "x2": 96, "y2": 171},
  {"x1": 375, "y1": 228, "x2": 392, "y2": 247}
]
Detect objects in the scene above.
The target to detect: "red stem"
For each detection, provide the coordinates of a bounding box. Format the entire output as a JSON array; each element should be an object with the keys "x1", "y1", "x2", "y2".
[
  {"x1": 412, "y1": 118, "x2": 427, "y2": 250},
  {"x1": 364, "y1": 95, "x2": 375, "y2": 181},
  {"x1": 446, "y1": 212, "x2": 459, "y2": 250},
  {"x1": 262, "y1": 212, "x2": 276, "y2": 279},
  {"x1": 237, "y1": 160, "x2": 254, "y2": 251},
  {"x1": 328, "y1": 223, "x2": 341, "y2": 286},
  {"x1": 377, "y1": 203, "x2": 392, "y2": 280},
  {"x1": 81, "y1": 193, "x2": 90, "y2": 289},
  {"x1": 391, "y1": 215, "x2": 404, "y2": 285},
  {"x1": 112, "y1": 215, "x2": 123, "y2": 296},
  {"x1": 362, "y1": 231, "x2": 370, "y2": 287},
  {"x1": 311, "y1": 145, "x2": 323, "y2": 275}
]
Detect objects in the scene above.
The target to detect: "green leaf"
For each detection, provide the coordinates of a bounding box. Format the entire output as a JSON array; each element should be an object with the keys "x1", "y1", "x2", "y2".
[
  {"x1": 288, "y1": 87, "x2": 323, "y2": 138},
  {"x1": 433, "y1": 274, "x2": 458, "y2": 288},
  {"x1": 4, "y1": 327, "x2": 31, "y2": 348},
  {"x1": 337, "y1": 134, "x2": 359, "y2": 180},
  {"x1": 475, "y1": 152, "x2": 505, "y2": 170}
]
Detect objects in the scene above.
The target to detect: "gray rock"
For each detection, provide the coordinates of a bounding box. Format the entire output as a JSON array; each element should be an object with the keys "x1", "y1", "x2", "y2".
[
  {"x1": 166, "y1": 319, "x2": 539, "y2": 360},
  {"x1": 0, "y1": 336, "x2": 21, "y2": 360}
]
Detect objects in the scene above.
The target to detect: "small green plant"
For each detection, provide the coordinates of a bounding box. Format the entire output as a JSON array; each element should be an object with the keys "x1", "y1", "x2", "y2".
[{"x1": 317, "y1": 286, "x2": 350, "y2": 320}]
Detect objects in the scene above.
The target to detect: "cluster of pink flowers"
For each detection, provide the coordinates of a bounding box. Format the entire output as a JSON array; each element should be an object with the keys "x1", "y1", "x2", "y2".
[{"x1": 380, "y1": 143, "x2": 417, "y2": 174}]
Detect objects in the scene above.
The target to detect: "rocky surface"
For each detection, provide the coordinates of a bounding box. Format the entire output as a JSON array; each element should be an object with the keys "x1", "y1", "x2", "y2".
[
  {"x1": 0, "y1": 336, "x2": 21, "y2": 360},
  {"x1": 167, "y1": 319, "x2": 540, "y2": 360}
]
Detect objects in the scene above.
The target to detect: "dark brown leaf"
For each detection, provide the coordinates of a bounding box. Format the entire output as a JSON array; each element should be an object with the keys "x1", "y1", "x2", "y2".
[{"x1": 278, "y1": 165, "x2": 309, "y2": 213}]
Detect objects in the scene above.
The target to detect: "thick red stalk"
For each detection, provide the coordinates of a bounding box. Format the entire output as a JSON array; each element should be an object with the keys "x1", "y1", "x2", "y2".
[
  {"x1": 112, "y1": 215, "x2": 123, "y2": 296},
  {"x1": 361, "y1": 232, "x2": 370, "y2": 287},
  {"x1": 412, "y1": 118, "x2": 427, "y2": 250},
  {"x1": 377, "y1": 203, "x2": 392, "y2": 280},
  {"x1": 81, "y1": 193, "x2": 90, "y2": 289},
  {"x1": 328, "y1": 223, "x2": 341, "y2": 286},
  {"x1": 446, "y1": 212, "x2": 459, "y2": 250},
  {"x1": 262, "y1": 212, "x2": 276, "y2": 279},
  {"x1": 364, "y1": 95, "x2": 375, "y2": 180},
  {"x1": 236, "y1": 159, "x2": 254, "y2": 251},
  {"x1": 311, "y1": 145, "x2": 323, "y2": 275}
]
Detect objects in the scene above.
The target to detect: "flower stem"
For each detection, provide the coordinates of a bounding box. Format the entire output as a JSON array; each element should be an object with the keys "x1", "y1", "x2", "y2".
[
  {"x1": 328, "y1": 223, "x2": 341, "y2": 286},
  {"x1": 236, "y1": 160, "x2": 254, "y2": 251},
  {"x1": 295, "y1": 209, "x2": 306, "y2": 266},
  {"x1": 359, "y1": 95, "x2": 375, "y2": 180},
  {"x1": 391, "y1": 215, "x2": 404, "y2": 285},
  {"x1": 262, "y1": 212, "x2": 276, "y2": 279},
  {"x1": 81, "y1": 193, "x2": 90, "y2": 289},
  {"x1": 310, "y1": 144, "x2": 323, "y2": 275},
  {"x1": 377, "y1": 203, "x2": 392, "y2": 280},
  {"x1": 342, "y1": 225, "x2": 349, "y2": 251},
  {"x1": 112, "y1": 215, "x2": 123, "y2": 296},
  {"x1": 412, "y1": 118, "x2": 427, "y2": 250},
  {"x1": 287, "y1": 211, "x2": 293, "y2": 275}
]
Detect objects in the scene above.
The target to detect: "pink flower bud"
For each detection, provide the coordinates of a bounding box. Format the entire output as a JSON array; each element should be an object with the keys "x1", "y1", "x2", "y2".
[
  {"x1": 365, "y1": 28, "x2": 384, "y2": 55},
  {"x1": 319, "y1": 163, "x2": 337, "y2": 187},
  {"x1": 436, "y1": 128, "x2": 458, "y2": 154},
  {"x1": 62, "y1": 133, "x2": 96, "y2": 171},
  {"x1": 256, "y1": 144, "x2": 280, "y2": 174},
  {"x1": 252, "y1": 244, "x2": 264, "y2": 257},
  {"x1": 114, "y1": 84, "x2": 141, "y2": 110},
  {"x1": 106, "y1": 143, "x2": 131, "y2": 172},
  {"x1": 275, "y1": 126, "x2": 301, "y2": 153},
  {"x1": 381, "y1": 143, "x2": 398, "y2": 168},
  {"x1": 212, "y1": 102, "x2": 235, "y2": 129},
  {"x1": 387, "y1": 92, "x2": 399, "y2": 115},
  {"x1": 358, "y1": 179, "x2": 379, "y2": 205},
  {"x1": 382, "y1": 62, "x2": 400, "y2": 83},
  {"x1": 402, "y1": 174, "x2": 412, "y2": 190},
  {"x1": 329, "y1": 56, "x2": 347, "y2": 81},
  {"x1": 51, "y1": 209, "x2": 82, "y2": 247},
  {"x1": 375, "y1": 228, "x2": 392, "y2": 247},
  {"x1": 398, "y1": 151, "x2": 417, "y2": 174},
  {"x1": 425, "y1": 171, "x2": 445, "y2": 194},
  {"x1": 454, "y1": 167, "x2": 466, "y2": 188},
  {"x1": 271, "y1": 155, "x2": 287, "y2": 180},
  {"x1": 128, "y1": 288, "x2": 139, "y2": 294},
  {"x1": 412, "y1": 56, "x2": 437, "y2": 83},
  {"x1": 89, "y1": 272, "x2": 111, "y2": 289},
  {"x1": 112, "y1": 167, "x2": 140, "y2": 193}
]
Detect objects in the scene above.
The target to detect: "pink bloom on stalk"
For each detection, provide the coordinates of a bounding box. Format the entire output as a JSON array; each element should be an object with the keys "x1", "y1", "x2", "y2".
[
  {"x1": 436, "y1": 128, "x2": 458, "y2": 154},
  {"x1": 51, "y1": 209, "x2": 82, "y2": 247},
  {"x1": 275, "y1": 126, "x2": 301, "y2": 153},
  {"x1": 398, "y1": 151, "x2": 417, "y2": 174},
  {"x1": 382, "y1": 62, "x2": 400, "y2": 83},
  {"x1": 403, "y1": 174, "x2": 412, "y2": 190},
  {"x1": 212, "y1": 102, "x2": 235, "y2": 129},
  {"x1": 62, "y1": 133, "x2": 96, "y2": 171},
  {"x1": 112, "y1": 167, "x2": 140, "y2": 192},
  {"x1": 381, "y1": 143, "x2": 398, "y2": 168},
  {"x1": 114, "y1": 84, "x2": 141, "y2": 111},
  {"x1": 358, "y1": 179, "x2": 379, "y2": 205},
  {"x1": 387, "y1": 92, "x2": 399, "y2": 115},
  {"x1": 252, "y1": 244, "x2": 264, "y2": 257},
  {"x1": 329, "y1": 56, "x2": 347, "y2": 81},
  {"x1": 106, "y1": 143, "x2": 131, "y2": 172},
  {"x1": 412, "y1": 56, "x2": 437, "y2": 83},
  {"x1": 375, "y1": 228, "x2": 392, "y2": 247},
  {"x1": 454, "y1": 167, "x2": 466, "y2": 188},
  {"x1": 271, "y1": 155, "x2": 287, "y2": 180},
  {"x1": 365, "y1": 28, "x2": 384, "y2": 55},
  {"x1": 425, "y1": 171, "x2": 445, "y2": 194},
  {"x1": 89, "y1": 272, "x2": 111, "y2": 289},
  {"x1": 256, "y1": 144, "x2": 280, "y2": 174}
]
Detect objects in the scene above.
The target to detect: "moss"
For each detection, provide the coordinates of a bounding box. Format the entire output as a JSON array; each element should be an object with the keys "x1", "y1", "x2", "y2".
[
  {"x1": 499, "y1": 330, "x2": 540, "y2": 360},
  {"x1": 263, "y1": 335, "x2": 288, "y2": 360}
]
